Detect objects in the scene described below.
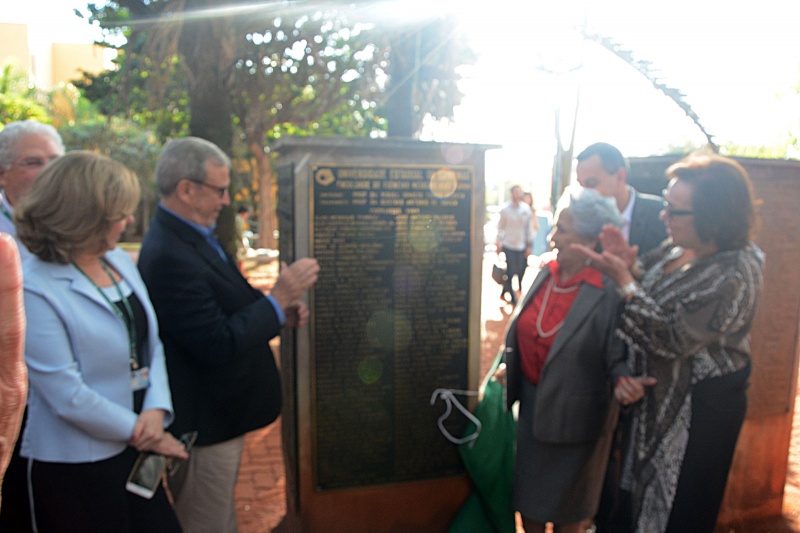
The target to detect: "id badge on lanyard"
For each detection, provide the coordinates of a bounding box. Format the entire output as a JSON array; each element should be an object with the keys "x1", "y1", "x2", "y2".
[{"x1": 131, "y1": 367, "x2": 150, "y2": 391}]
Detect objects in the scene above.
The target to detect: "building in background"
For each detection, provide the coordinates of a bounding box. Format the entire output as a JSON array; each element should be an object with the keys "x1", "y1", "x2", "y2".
[{"x1": 0, "y1": 22, "x2": 109, "y2": 88}]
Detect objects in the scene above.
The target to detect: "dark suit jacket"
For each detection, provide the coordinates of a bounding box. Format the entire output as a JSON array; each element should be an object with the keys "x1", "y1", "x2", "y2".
[
  {"x1": 629, "y1": 189, "x2": 668, "y2": 255},
  {"x1": 505, "y1": 267, "x2": 626, "y2": 444},
  {"x1": 138, "y1": 206, "x2": 282, "y2": 446}
]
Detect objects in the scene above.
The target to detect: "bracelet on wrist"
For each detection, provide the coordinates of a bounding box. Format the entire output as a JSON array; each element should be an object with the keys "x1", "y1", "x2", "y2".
[{"x1": 617, "y1": 281, "x2": 639, "y2": 299}]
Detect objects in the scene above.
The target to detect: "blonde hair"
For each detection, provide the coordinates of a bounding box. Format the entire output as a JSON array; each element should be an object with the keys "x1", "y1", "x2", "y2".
[{"x1": 15, "y1": 151, "x2": 140, "y2": 263}]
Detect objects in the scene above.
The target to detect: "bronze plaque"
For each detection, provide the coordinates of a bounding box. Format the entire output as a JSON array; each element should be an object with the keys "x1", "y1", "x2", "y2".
[{"x1": 310, "y1": 164, "x2": 473, "y2": 490}]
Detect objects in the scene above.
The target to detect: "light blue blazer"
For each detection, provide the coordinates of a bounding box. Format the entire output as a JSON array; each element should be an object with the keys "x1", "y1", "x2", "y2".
[{"x1": 21, "y1": 247, "x2": 174, "y2": 463}]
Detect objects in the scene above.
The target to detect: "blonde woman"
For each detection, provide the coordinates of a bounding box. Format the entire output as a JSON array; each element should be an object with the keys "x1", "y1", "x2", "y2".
[{"x1": 16, "y1": 152, "x2": 188, "y2": 532}]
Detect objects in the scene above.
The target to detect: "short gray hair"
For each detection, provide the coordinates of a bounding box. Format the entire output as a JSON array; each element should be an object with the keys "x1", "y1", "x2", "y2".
[
  {"x1": 0, "y1": 121, "x2": 64, "y2": 170},
  {"x1": 556, "y1": 186, "x2": 624, "y2": 238},
  {"x1": 155, "y1": 136, "x2": 230, "y2": 196}
]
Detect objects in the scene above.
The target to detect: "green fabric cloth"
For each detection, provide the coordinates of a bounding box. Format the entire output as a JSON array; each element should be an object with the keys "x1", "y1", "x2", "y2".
[{"x1": 449, "y1": 354, "x2": 517, "y2": 533}]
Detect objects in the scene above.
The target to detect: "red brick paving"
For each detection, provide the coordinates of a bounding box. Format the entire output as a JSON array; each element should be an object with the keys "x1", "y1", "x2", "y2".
[
  {"x1": 237, "y1": 256, "x2": 800, "y2": 533},
  {"x1": 235, "y1": 420, "x2": 287, "y2": 532}
]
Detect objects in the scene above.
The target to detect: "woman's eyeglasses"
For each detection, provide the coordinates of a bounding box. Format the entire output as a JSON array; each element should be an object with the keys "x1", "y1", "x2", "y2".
[
  {"x1": 661, "y1": 189, "x2": 694, "y2": 217},
  {"x1": 662, "y1": 202, "x2": 694, "y2": 217}
]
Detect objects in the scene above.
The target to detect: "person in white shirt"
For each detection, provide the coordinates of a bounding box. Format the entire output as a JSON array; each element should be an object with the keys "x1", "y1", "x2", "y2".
[{"x1": 496, "y1": 184, "x2": 534, "y2": 306}]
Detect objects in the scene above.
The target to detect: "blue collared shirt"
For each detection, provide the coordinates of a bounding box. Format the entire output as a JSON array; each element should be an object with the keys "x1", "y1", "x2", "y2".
[
  {"x1": 157, "y1": 204, "x2": 285, "y2": 325},
  {"x1": 0, "y1": 191, "x2": 32, "y2": 262}
]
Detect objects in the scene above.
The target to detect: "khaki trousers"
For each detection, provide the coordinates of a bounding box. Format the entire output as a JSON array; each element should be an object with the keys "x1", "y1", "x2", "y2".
[{"x1": 169, "y1": 436, "x2": 245, "y2": 533}]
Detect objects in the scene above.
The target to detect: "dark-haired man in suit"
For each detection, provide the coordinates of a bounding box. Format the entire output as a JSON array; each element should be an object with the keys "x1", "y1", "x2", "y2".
[
  {"x1": 576, "y1": 142, "x2": 667, "y2": 255},
  {"x1": 576, "y1": 142, "x2": 666, "y2": 532},
  {"x1": 138, "y1": 136, "x2": 319, "y2": 533}
]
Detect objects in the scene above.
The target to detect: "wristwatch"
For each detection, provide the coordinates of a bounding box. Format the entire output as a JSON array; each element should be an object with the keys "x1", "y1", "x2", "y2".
[{"x1": 617, "y1": 281, "x2": 639, "y2": 299}]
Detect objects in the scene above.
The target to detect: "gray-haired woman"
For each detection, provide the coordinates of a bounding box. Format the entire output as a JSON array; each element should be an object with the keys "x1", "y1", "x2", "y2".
[{"x1": 498, "y1": 187, "x2": 629, "y2": 533}]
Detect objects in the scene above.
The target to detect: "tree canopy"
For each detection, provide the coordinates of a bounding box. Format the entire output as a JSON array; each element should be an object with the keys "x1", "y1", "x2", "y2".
[{"x1": 78, "y1": 0, "x2": 474, "y2": 249}]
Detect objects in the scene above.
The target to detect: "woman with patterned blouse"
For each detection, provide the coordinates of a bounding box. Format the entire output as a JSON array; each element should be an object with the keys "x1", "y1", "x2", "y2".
[{"x1": 577, "y1": 152, "x2": 765, "y2": 533}]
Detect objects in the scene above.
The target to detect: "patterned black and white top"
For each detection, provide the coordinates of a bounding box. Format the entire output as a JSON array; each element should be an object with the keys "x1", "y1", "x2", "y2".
[{"x1": 618, "y1": 241, "x2": 765, "y2": 533}]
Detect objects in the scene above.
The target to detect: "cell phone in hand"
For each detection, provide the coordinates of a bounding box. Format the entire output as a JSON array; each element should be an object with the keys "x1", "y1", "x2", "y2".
[
  {"x1": 125, "y1": 431, "x2": 199, "y2": 499},
  {"x1": 126, "y1": 452, "x2": 167, "y2": 499},
  {"x1": 168, "y1": 431, "x2": 199, "y2": 477}
]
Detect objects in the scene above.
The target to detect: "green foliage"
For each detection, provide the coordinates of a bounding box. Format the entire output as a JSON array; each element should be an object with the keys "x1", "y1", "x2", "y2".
[
  {"x1": 721, "y1": 142, "x2": 793, "y2": 159},
  {"x1": 74, "y1": 40, "x2": 190, "y2": 143},
  {"x1": 60, "y1": 114, "x2": 161, "y2": 177},
  {"x1": 0, "y1": 64, "x2": 50, "y2": 124},
  {"x1": 0, "y1": 64, "x2": 35, "y2": 95},
  {"x1": 0, "y1": 93, "x2": 50, "y2": 124},
  {"x1": 231, "y1": 9, "x2": 392, "y2": 145},
  {"x1": 665, "y1": 140, "x2": 794, "y2": 159},
  {"x1": 384, "y1": 14, "x2": 474, "y2": 136},
  {"x1": 79, "y1": 1, "x2": 474, "y2": 250},
  {"x1": 268, "y1": 102, "x2": 387, "y2": 140},
  {"x1": 0, "y1": 56, "x2": 161, "y2": 239},
  {"x1": 60, "y1": 111, "x2": 162, "y2": 239},
  {"x1": 82, "y1": 1, "x2": 472, "y2": 147},
  {"x1": 662, "y1": 141, "x2": 703, "y2": 155}
]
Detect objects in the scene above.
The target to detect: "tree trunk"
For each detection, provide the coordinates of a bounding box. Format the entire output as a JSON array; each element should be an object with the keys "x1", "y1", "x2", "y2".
[
  {"x1": 179, "y1": 7, "x2": 238, "y2": 254},
  {"x1": 386, "y1": 28, "x2": 418, "y2": 138},
  {"x1": 249, "y1": 140, "x2": 276, "y2": 251}
]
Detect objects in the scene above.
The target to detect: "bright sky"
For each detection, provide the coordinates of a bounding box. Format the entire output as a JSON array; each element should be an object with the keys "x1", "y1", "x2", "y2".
[
  {"x1": 5, "y1": 0, "x2": 800, "y2": 204},
  {"x1": 432, "y1": 0, "x2": 800, "y2": 203}
]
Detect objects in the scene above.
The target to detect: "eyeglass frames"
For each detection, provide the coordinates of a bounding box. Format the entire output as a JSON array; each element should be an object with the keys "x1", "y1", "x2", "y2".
[
  {"x1": 661, "y1": 189, "x2": 694, "y2": 217},
  {"x1": 662, "y1": 202, "x2": 694, "y2": 217},
  {"x1": 188, "y1": 179, "x2": 228, "y2": 198}
]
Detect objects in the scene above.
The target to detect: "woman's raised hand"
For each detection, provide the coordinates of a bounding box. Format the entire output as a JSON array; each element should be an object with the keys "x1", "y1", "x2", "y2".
[{"x1": 599, "y1": 224, "x2": 639, "y2": 270}]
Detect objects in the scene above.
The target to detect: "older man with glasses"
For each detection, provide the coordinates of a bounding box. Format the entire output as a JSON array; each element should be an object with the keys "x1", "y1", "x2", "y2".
[
  {"x1": 138, "y1": 137, "x2": 319, "y2": 533},
  {"x1": 0, "y1": 120, "x2": 64, "y2": 260},
  {"x1": 0, "y1": 120, "x2": 65, "y2": 262},
  {"x1": 0, "y1": 120, "x2": 63, "y2": 533},
  {"x1": 0, "y1": 120, "x2": 64, "y2": 248}
]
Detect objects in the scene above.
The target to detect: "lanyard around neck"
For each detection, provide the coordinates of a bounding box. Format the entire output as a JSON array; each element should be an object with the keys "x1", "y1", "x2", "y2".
[
  {"x1": 73, "y1": 258, "x2": 139, "y2": 370},
  {"x1": 0, "y1": 201, "x2": 11, "y2": 222}
]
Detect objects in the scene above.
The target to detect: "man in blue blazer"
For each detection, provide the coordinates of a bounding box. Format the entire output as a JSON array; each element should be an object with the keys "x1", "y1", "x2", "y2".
[
  {"x1": 576, "y1": 142, "x2": 667, "y2": 255},
  {"x1": 138, "y1": 137, "x2": 319, "y2": 533}
]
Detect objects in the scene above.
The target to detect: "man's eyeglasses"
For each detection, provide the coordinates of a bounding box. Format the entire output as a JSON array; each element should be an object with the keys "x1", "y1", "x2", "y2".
[
  {"x1": 189, "y1": 179, "x2": 228, "y2": 198},
  {"x1": 13, "y1": 157, "x2": 49, "y2": 169}
]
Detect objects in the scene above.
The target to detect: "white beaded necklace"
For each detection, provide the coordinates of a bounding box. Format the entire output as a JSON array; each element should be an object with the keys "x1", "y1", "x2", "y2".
[{"x1": 536, "y1": 276, "x2": 581, "y2": 338}]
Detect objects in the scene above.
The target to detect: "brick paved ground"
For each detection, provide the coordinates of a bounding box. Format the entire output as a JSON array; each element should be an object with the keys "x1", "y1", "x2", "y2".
[{"x1": 237, "y1": 256, "x2": 800, "y2": 533}]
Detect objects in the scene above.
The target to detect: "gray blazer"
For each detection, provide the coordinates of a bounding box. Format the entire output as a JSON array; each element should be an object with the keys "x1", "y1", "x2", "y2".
[
  {"x1": 629, "y1": 189, "x2": 668, "y2": 255},
  {"x1": 505, "y1": 267, "x2": 627, "y2": 444}
]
